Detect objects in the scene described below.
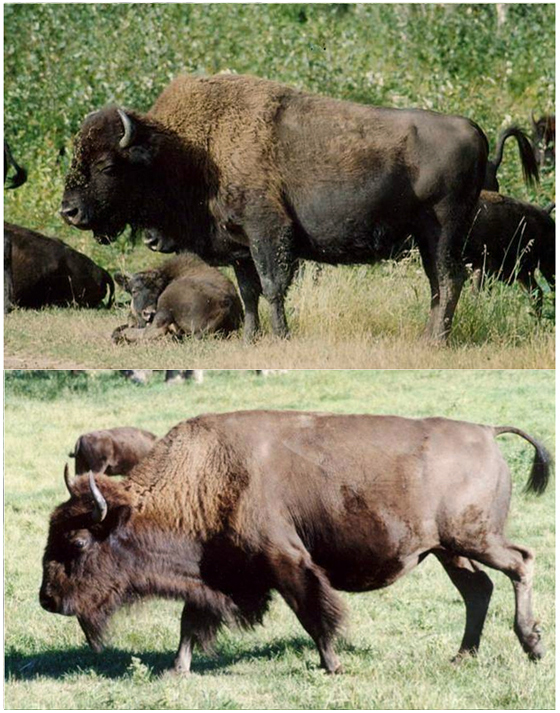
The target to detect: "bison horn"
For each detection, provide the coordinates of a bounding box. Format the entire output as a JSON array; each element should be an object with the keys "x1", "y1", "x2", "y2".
[
  {"x1": 117, "y1": 109, "x2": 135, "y2": 149},
  {"x1": 64, "y1": 463, "x2": 76, "y2": 496},
  {"x1": 88, "y1": 472, "x2": 108, "y2": 523}
]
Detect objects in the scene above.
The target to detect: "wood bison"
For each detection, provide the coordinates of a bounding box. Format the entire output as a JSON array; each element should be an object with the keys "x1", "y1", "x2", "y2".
[
  {"x1": 61, "y1": 73, "x2": 489, "y2": 342},
  {"x1": 69, "y1": 427, "x2": 158, "y2": 476},
  {"x1": 483, "y1": 126, "x2": 539, "y2": 192},
  {"x1": 40, "y1": 410, "x2": 550, "y2": 674},
  {"x1": 4, "y1": 222, "x2": 114, "y2": 309},
  {"x1": 464, "y1": 191, "x2": 555, "y2": 314},
  {"x1": 530, "y1": 113, "x2": 555, "y2": 166},
  {"x1": 112, "y1": 254, "x2": 243, "y2": 343}
]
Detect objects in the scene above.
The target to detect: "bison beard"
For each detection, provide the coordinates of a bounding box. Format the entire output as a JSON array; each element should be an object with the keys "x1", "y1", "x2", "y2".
[
  {"x1": 40, "y1": 411, "x2": 550, "y2": 673},
  {"x1": 61, "y1": 73, "x2": 489, "y2": 342}
]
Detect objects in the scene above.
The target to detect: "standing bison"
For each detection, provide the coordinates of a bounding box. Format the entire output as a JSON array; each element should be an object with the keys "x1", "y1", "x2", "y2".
[
  {"x1": 69, "y1": 427, "x2": 158, "y2": 476},
  {"x1": 40, "y1": 410, "x2": 549, "y2": 674},
  {"x1": 61, "y1": 73, "x2": 488, "y2": 341}
]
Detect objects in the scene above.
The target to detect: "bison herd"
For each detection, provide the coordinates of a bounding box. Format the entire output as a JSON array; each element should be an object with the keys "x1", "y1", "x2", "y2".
[
  {"x1": 4, "y1": 73, "x2": 556, "y2": 341},
  {"x1": 40, "y1": 410, "x2": 550, "y2": 673}
]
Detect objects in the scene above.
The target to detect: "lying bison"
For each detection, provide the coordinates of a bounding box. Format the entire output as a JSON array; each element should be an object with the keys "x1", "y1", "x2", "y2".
[
  {"x1": 40, "y1": 410, "x2": 550, "y2": 674},
  {"x1": 483, "y1": 126, "x2": 539, "y2": 192},
  {"x1": 465, "y1": 192, "x2": 555, "y2": 313},
  {"x1": 112, "y1": 253, "x2": 243, "y2": 342},
  {"x1": 69, "y1": 427, "x2": 158, "y2": 476},
  {"x1": 61, "y1": 73, "x2": 489, "y2": 341},
  {"x1": 5, "y1": 222, "x2": 114, "y2": 309}
]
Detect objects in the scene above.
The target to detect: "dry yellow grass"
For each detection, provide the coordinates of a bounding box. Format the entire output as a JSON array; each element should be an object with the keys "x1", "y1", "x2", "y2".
[{"x1": 4, "y1": 257, "x2": 554, "y2": 369}]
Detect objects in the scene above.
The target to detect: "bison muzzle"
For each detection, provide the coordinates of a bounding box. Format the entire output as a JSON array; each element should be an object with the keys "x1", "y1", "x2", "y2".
[{"x1": 40, "y1": 410, "x2": 550, "y2": 673}]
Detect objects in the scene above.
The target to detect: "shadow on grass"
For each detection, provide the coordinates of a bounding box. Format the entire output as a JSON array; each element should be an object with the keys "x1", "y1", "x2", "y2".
[{"x1": 5, "y1": 637, "x2": 370, "y2": 680}]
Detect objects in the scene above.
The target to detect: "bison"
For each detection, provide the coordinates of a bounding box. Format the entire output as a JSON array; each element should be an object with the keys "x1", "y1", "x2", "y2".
[
  {"x1": 40, "y1": 410, "x2": 550, "y2": 674},
  {"x1": 4, "y1": 222, "x2": 114, "y2": 309},
  {"x1": 61, "y1": 73, "x2": 489, "y2": 342},
  {"x1": 530, "y1": 113, "x2": 555, "y2": 166},
  {"x1": 69, "y1": 427, "x2": 158, "y2": 476},
  {"x1": 112, "y1": 253, "x2": 243, "y2": 342},
  {"x1": 465, "y1": 191, "x2": 555, "y2": 313},
  {"x1": 483, "y1": 125, "x2": 539, "y2": 192},
  {"x1": 4, "y1": 141, "x2": 27, "y2": 312}
]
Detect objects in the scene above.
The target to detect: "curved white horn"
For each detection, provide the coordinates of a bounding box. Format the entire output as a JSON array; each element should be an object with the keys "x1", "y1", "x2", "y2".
[
  {"x1": 88, "y1": 472, "x2": 108, "y2": 523},
  {"x1": 117, "y1": 109, "x2": 134, "y2": 149}
]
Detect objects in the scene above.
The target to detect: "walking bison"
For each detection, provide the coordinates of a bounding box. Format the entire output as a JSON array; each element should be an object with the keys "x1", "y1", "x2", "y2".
[
  {"x1": 61, "y1": 73, "x2": 489, "y2": 341},
  {"x1": 69, "y1": 427, "x2": 158, "y2": 476},
  {"x1": 112, "y1": 253, "x2": 243, "y2": 342},
  {"x1": 40, "y1": 410, "x2": 550, "y2": 674},
  {"x1": 5, "y1": 222, "x2": 114, "y2": 309}
]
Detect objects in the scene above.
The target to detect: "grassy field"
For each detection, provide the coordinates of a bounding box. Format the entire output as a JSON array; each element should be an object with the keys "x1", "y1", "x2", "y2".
[
  {"x1": 3, "y1": 3, "x2": 555, "y2": 369},
  {"x1": 4, "y1": 369, "x2": 555, "y2": 709}
]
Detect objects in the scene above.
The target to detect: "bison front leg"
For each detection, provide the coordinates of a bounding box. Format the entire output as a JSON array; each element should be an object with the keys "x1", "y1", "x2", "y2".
[
  {"x1": 233, "y1": 258, "x2": 263, "y2": 341},
  {"x1": 269, "y1": 545, "x2": 345, "y2": 673},
  {"x1": 173, "y1": 603, "x2": 221, "y2": 674},
  {"x1": 245, "y1": 210, "x2": 296, "y2": 338}
]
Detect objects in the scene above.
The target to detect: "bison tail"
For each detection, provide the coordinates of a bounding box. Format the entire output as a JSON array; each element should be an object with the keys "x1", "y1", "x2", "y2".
[
  {"x1": 494, "y1": 426, "x2": 552, "y2": 495},
  {"x1": 494, "y1": 126, "x2": 540, "y2": 188}
]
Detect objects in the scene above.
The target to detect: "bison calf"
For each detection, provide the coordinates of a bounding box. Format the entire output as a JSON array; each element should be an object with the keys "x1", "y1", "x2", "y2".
[
  {"x1": 5, "y1": 222, "x2": 114, "y2": 309},
  {"x1": 41, "y1": 410, "x2": 550, "y2": 674},
  {"x1": 465, "y1": 191, "x2": 555, "y2": 312},
  {"x1": 112, "y1": 253, "x2": 243, "y2": 342},
  {"x1": 69, "y1": 427, "x2": 158, "y2": 476}
]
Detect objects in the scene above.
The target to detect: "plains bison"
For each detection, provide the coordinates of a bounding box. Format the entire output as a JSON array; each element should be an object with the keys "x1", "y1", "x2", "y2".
[
  {"x1": 112, "y1": 253, "x2": 243, "y2": 342},
  {"x1": 61, "y1": 73, "x2": 489, "y2": 341},
  {"x1": 465, "y1": 191, "x2": 555, "y2": 313},
  {"x1": 40, "y1": 410, "x2": 549, "y2": 674},
  {"x1": 5, "y1": 222, "x2": 114, "y2": 309},
  {"x1": 483, "y1": 126, "x2": 539, "y2": 192},
  {"x1": 69, "y1": 427, "x2": 158, "y2": 476}
]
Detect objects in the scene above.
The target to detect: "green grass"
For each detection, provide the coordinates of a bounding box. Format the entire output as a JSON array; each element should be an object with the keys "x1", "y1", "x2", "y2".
[
  {"x1": 4, "y1": 369, "x2": 555, "y2": 709},
  {"x1": 3, "y1": 4, "x2": 555, "y2": 368}
]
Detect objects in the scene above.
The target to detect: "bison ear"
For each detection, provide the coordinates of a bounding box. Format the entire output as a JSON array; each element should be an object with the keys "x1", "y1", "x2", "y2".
[
  {"x1": 114, "y1": 272, "x2": 132, "y2": 291},
  {"x1": 106, "y1": 504, "x2": 132, "y2": 535},
  {"x1": 127, "y1": 146, "x2": 153, "y2": 167}
]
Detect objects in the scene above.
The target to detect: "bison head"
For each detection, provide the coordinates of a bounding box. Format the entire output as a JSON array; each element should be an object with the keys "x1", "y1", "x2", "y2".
[
  {"x1": 114, "y1": 270, "x2": 165, "y2": 327},
  {"x1": 61, "y1": 107, "x2": 158, "y2": 244},
  {"x1": 39, "y1": 466, "x2": 132, "y2": 651}
]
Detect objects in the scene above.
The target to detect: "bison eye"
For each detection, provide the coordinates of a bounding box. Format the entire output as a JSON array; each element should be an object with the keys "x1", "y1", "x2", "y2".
[
  {"x1": 73, "y1": 538, "x2": 88, "y2": 550},
  {"x1": 100, "y1": 164, "x2": 117, "y2": 176}
]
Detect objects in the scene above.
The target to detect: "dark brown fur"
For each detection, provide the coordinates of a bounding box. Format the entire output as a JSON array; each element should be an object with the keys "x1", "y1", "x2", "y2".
[
  {"x1": 41, "y1": 411, "x2": 550, "y2": 674},
  {"x1": 465, "y1": 191, "x2": 555, "y2": 313},
  {"x1": 531, "y1": 113, "x2": 555, "y2": 166},
  {"x1": 61, "y1": 73, "x2": 489, "y2": 342},
  {"x1": 5, "y1": 222, "x2": 114, "y2": 309},
  {"x1": 69, "y1": 427, "x2": 158, "y2": 476},
  {"x1": 112, "y1": 253, "x2": 243, "y2": 342}
]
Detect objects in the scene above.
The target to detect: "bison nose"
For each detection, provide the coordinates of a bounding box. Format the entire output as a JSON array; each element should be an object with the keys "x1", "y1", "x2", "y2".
[
  {"x1": 39, "y1": 589, "x2": 59, "y2": 613},
  {"x1": 60, "y1": 200, "x2": 86, "y2": 227},
  {"x1": 142, "y1": 308, "x2": 156, "y2": 323}
]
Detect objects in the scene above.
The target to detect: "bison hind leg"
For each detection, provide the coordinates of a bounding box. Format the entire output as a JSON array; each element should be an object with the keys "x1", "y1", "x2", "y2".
[{"x1": 433, "y1": 550, "x2": 493, "y2": 661}]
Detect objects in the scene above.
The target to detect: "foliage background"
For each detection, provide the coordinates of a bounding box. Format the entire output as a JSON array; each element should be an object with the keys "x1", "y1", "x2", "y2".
[
  {"x1": 4, "y1": 369, "x2": 555, "y2": 709},
  {"x1": 3, "y1": 4, "x2": 556, "y2": 366}
]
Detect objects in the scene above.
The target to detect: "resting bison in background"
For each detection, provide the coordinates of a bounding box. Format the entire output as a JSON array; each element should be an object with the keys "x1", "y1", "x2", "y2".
[
  {"x1": 531, "y1": 113, "x2": 555, "y2": 166},
  {"x1": 61, "y1": 73, "x2": 489, "y2": 341},
  {"x1": 483, "y1": 126, "x2": 539, "y2": 192},
  {"x1": 5, "y1": 222, "x2": 114, "y2": 309},
  {"x1": 112, "y1": 253, "x2": 243, "y2": 343},
  {"x1": 465, "y1": 191, "x2": 555, "y2": 313},
  {"x1": 40, "y1": 410, "x2": 550, "y2": 674},
  {"x1": 69, "y1": 427, "x2": 158, "y2": 476}
]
